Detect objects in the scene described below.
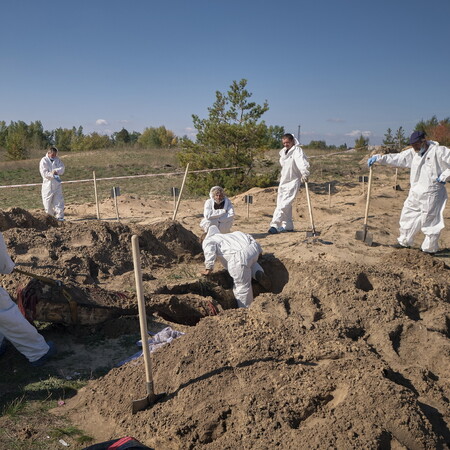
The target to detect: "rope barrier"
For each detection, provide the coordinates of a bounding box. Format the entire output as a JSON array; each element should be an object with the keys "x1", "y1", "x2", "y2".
[{"x1": 0, "y1": 166, "x2": 242, "y2": 190}]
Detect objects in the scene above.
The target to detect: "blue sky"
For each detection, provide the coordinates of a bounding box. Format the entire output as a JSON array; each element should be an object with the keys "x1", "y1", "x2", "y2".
[{"x1": 1, "y1": 0, "x2": 449, "y2": 146}]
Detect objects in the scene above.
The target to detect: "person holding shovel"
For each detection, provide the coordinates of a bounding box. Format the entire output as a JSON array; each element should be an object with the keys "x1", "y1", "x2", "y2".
[
  {"x1": 200, "y1": 186, "x2": 235, "y2": 233},
  {"x1": 0, "y1": 232, "x2": 56, "y2": 366},
  {"x1": 39, "y1": 146, "x2": 65, "y2": 221},
  {"x1": 201, "y1": 225, "x2": 271, "y2": 308},
  {"x1": 268, "y1": 133, "x2": 310, "y2": 234},
  {"x1": 368, "y1": 130, "x2": 450, "y2": 254}
]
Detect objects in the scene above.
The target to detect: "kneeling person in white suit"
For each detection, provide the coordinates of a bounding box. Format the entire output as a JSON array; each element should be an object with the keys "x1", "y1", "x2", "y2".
[{"x1": 201, "y1": 226, "x2": 271, "y2": 308}]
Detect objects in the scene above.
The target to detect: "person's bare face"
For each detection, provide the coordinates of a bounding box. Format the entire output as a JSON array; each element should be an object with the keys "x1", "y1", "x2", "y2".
[
  {"x1": 282, "y1": 137, "x2": 294, "y2": 150},
  {"x1": 213, "y1": 191, "x2": 224, "y2": 203},
  {"x1": 47, "y1": 150, "x2": 57, "y2": 159}
]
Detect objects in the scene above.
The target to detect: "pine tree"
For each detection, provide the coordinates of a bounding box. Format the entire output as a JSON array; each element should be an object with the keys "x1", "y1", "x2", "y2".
[{"x1": 178, "y1": 79, "x2": 278, "y2": 195}]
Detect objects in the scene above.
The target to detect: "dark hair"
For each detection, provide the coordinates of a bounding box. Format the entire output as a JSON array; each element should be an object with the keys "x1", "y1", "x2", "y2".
[{"x1": 282, "y1": 133, "x2": 295, "y2": 141}]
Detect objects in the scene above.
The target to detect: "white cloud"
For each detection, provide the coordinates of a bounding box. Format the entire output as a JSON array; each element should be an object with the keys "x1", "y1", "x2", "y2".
[
  {"x1": 96, "y1": 119, "x2": 108, "y2": 126},
  {"x1": 184, "y1": 127, "x2": 197, "y2": 138},
  {"x1": 345, "y1": 130, "x2": 372, "y2": 137}
]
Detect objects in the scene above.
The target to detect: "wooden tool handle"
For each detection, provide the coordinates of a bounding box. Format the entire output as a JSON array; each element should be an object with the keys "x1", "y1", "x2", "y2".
[
  {"x1": 305, "y1": 181, "x2": 316, "y2": 233},
  {"x1": 131, "y1": 235, "x2": 154, "y2": 395},
  {"x1": 363, "y1": 166, "x2": 373, "y2": 226}
]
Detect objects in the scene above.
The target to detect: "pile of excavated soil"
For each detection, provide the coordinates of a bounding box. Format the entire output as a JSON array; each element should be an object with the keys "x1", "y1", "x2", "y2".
[
  {"x1": 2, "y1": 211, "x2": 205, "y2": 321},
  {"x1": 64, "y1": 250, "x2": 450, "y2": 449}
]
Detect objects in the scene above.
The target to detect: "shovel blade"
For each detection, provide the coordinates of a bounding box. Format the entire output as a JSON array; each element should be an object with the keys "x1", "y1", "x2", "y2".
[
  {"x1": 355, "y1": 229, "x2": 373, "y2": 246},
  {"x1": 355, "y1": 230, "x2": 365, "y2": 241},
  {"x1": 364, "y1": 232, "x2": 374, "y2": 246},
  {"x1": 132, "y1": 396, "x2": 151, "y2": 414},
  {"x1": 132, "y1": 392, "x2": 165, "y2": 414}
]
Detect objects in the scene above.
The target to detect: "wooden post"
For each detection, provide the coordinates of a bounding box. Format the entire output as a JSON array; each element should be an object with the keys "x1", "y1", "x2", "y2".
[
  {"x1": 113, "y1": 187, "x2": 120, "y2": 221},
  {"x1": 93, "y1": 171, "x2": 100, "y2": 220},
  {"x1": 172, "y1": 163, "x2": 190, "y2": 221},
  {"x1": 394, "y1": 168, "x2": 398, "y2": 193},
  {"x1": 328, "y1": 183, "x2": 331, "y2": 208}
]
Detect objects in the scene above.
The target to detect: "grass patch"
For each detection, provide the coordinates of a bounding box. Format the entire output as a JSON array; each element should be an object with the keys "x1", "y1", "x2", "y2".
[
  {"x1": 2, "y1": 395, "x2": 26, "y2": 418},
  {"x1": 49, "y1": 425, "x2": 94, "y2": 445}
]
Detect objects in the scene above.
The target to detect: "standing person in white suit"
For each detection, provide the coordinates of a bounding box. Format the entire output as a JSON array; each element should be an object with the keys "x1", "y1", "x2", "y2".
[
  {"x1": 368, "y1": 130, "x2": 450, "y2": 254},
  {"x1": 201, "y1": 226, "x2": 271, "y2": 308},
  {"x1": 39, "y1": 146, "x2": 65, "y2": 221},
  {"x1": 200, "y1": 186, "x2": 235, "y2": 233},
  {"x1": 0, "y1": 232, "x2": 56, "y2": 366},
  {"x1": 268, "y1": 133, "x2": 310, "y2": 234}
]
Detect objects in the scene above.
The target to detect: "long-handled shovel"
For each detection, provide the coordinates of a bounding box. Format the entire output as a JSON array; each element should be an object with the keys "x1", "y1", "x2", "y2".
[
  {"x1": 131, "y1": 235, "x2": 158, "y2": 414},
  {"x1": 304, "y1": 181, "x2": 320, "y2": 238},
  {"x1": 355, "y1": 166, "x2": 374, "y2": 246}
]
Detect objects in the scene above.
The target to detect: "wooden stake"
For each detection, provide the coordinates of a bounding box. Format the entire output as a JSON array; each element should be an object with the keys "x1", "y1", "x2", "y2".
[
  {"x1": 328, "y1": 183, "x2": 331, "y2": 207},
  {"x1": 113, "y1": 188, "x2": 120, "y2": 221},
  {"x1": 172, "y1": 163, "x2": 190, "y2": 221},
  {"x1": 93, "y1": 171, "x2": 100, "y2": 220}
]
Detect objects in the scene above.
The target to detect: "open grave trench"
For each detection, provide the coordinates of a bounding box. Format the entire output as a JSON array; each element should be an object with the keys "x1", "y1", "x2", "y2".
[{"x1": 1, "y1": 208, "x2": 449, "y2": 448}]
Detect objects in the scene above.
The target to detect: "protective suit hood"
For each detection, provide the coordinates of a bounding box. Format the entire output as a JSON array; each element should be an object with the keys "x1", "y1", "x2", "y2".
[{"x1": 284, "y1": 134, "x2": 300, "y2": 149}]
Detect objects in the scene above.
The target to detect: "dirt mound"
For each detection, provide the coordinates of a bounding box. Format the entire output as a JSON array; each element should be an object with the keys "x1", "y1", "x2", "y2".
[
  {"x1": 0, "y1": 207, "x2": 59, "y2": 231},
  {"x1": 2, "y1": 217, "x2": 206, "y2": 327},
  {"x1": 65, "y1": 253, "x2": 450, "y2": 448},
  {"x1": 5, "y1": 220, "x2": 201, "y2": 285},
  {"x1": 148, "y1": 220, "x2": 202, "y2": 260}
]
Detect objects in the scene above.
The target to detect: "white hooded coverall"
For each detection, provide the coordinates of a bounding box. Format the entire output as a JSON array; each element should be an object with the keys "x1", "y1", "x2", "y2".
[
  {"x1": 0, "y1": 232, "x2": 49, "y2": 363},
  {"x1": 270, "y1": 137, "x2": 310, "y2": 231},
  {"x1": 200, "y1": 186, "x2": 235, "y2": 233},
  {"x1": 202, "y1": 226, "x2": 264, "y2": 308},
  {"x1": 374, "y1": 141, "x2": 450, "y2": 253},
  {"x1": 39, "y1": 153, "x2": 65, "y2": 219}
]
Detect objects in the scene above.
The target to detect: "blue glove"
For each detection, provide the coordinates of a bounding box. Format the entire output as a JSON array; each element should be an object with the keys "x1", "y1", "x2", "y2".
[
  {"x1": 436, "y1": 176, "x2": 446, "y2": 184},
  {"x1": 54, "y1": 174, "x2": 61, "y2": 182},
  {"x1": 367, "y1": 156, "x2": 378, "y2": 167}
]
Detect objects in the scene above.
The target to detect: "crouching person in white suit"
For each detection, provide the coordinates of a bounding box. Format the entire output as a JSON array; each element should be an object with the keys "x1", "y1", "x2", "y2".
[
  {"x1": 201, "y1": 225, "x2": 271, "y2": 308},
  {"x1": 0, "y1": 232, "x2": 56, "y2": 366},
  {"x1": 200, "y1": 186, "x2": 235, "y2": 233}
]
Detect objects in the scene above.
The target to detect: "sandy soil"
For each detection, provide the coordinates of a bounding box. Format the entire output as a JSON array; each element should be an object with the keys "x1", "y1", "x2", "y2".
[{"x1": 0, "y1": 166, "x2": 449, "y2": 449}]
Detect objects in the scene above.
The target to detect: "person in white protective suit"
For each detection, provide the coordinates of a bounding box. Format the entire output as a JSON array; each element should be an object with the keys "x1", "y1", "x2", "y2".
[
  {"x1": 201, "y1": 225, "x2": 271, "y2": 308},
  {"x1": 0, "y1": 232, "x2": 56, "y2": 366},
  {"x1": 39, "y1": 146, "x2": 65, "y2": 221},
  {"x1": 368, "y1": 130, "x2": 450, "y2": 254},
  {"x1": 268, "y1": 133, "x2": 310, "y2": 234},
  {"x1": 200, "y1": 186, "x2": 235, "y2": 233}
]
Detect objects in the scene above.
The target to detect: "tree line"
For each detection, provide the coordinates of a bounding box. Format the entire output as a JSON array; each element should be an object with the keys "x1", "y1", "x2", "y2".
[{"x1": 0, "y1": 121, "x2": 179, "y2": 160}]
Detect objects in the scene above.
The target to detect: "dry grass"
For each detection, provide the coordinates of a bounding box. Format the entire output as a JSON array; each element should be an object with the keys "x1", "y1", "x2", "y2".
[{"x1": 0, "y1": 146, "x2": 371, "y2": 210}]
